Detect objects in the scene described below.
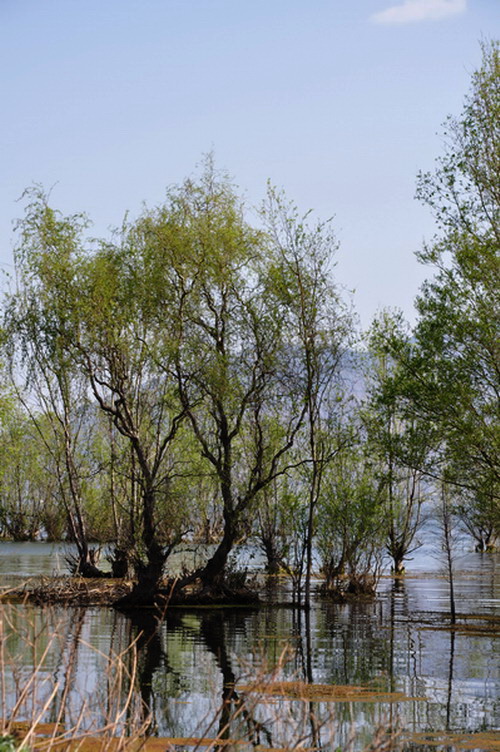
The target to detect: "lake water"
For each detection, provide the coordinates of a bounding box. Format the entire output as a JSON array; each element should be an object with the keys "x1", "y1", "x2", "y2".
[{"x1": 0, "y1": 541, "x2": 498, "y2": 750}]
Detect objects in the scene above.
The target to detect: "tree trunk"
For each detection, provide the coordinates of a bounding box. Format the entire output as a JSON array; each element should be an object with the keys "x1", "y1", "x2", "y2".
[
  {"x1": 262, "y1": 537, "x2": 282, "y2": 575},
  {"x1": 199, "y1": 517, "x2": 237, "y2": 590},
  {"x1": 114, "y1": 487, "x2": 167, "y2": 608}
]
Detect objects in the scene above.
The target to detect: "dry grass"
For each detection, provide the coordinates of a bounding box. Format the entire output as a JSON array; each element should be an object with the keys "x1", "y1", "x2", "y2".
[
  {"x1": 2, "y1": 578, "x2": 134, "y2": 607},
  {"x1": 401, "y1": 731, "x2": 500, "y2": 751},
  {"x1": 0, "y1": 606, "x2": 404, "y2": 752},
  {"x1": 0, "y1": 603, "x2": 150, "y2": 751},
  {"x1": 239, "y1": 680, "x2": 426, "y2": 704}
]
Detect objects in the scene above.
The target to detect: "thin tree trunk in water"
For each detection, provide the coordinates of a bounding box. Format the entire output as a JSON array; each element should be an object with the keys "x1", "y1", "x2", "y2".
[
  {"x1": 446, "y1": 630, "x2": 456, "y2": 729},
  {"x1": 130, "y1": 446, "x2": 137, "y2": 543},
  {"x1": 62, "y1": 416, "x2": 106, "y2": 577},
  {"x1": 446, "y1": 538, "x2": 456, "y2": 624},
  {"x1": 304, "y1": 461, "x2": 319, "y2": 607},
  {"x1": 441, "y1": 484, "x2": 456, "y2": 625},
  {"x1": 62, "y1": 399, "x2": 89, "y2": 565},
  {"x1": 108, "y1": 417, "x2": 120, "y2": 542}
]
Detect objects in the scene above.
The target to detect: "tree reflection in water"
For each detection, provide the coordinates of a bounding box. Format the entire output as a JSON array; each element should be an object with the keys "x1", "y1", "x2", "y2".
[
  {"x1": 0, "y1": 560, "x2": 497, "y2": 747},
  {"x1": 199, "y1": 610, "x2": 274, "y2": 748},
  {"x1": 124, "y1": 609, "x2": 165, "y2": 736}
]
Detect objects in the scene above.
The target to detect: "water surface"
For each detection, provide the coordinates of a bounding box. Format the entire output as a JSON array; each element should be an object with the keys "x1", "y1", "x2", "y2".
[{"x1": 0, "y1": 541, "x2": 498, "y2": 750}]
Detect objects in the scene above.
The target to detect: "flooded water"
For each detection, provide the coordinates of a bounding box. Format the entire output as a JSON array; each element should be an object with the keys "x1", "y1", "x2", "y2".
[{"x1": 0, "y1": 541, "x2": 498, "y2": 750}]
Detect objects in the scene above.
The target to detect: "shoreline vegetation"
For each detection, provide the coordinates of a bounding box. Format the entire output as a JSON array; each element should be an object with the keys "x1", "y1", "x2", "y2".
[
  {"x1": 0, "y1": 551, "x2": 494, "y2": 609},
  {"x1": 0, "y1": 42, "x2": 498, "y2": 609},
  {"x1": 3, "y1": 571, "x2": 378, "y2": 608},
  {"x1": 0, "y1": 31, "x2": 497, "y2": 752}
]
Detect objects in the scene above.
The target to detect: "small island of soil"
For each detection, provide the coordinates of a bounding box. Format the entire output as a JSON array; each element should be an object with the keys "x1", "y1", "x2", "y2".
[{"x1": 4, "y1": 575, "x2": 260, "y2": 609}]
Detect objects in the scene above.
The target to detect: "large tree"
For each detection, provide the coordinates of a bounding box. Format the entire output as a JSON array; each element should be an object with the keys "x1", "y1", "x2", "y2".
[
  {"x1": 377, "y1": 41, "x2": 499, "y2": 548},
  {"x1": 162, "y1": 167, "x2": 312, "y2": 596},
  {"x1": 71, "y1": 208, "x2": 195, "y2": 601}
]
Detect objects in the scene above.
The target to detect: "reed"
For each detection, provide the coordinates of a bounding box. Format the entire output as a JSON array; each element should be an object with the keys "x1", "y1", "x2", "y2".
[
  {"x1": 0, "y1": 602, "x2": 150, "y2": 751},
  {"x1": 0, "y1": 603, "x2": 400, "y2": 751}
]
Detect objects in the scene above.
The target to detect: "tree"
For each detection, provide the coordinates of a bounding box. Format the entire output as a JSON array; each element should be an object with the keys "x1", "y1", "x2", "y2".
[
  {"x1": 254, "y1": 471, "x2": 301, "y2": 576},
  {"x1": 72, "y1": 216, "x2": 194, "y2": 601},
  {"x1": 4, "y1": 190, "x2": 105, "y2": 575},
  {"x1": 376, "y1": 41, "x2": 499, "y2": 547},
  {"x1": 5, "y1": 188, "x2": 193, "y2": 592},
  {"x1": 438, "y1": 481, "x2": 458, "y2": 624},
  {"x1": 165, "y1": 166, "x2": 311, "y2": 597},
  {"x1": 0, "y1": 401, "x2": 50, "y2": 541},
  {"x1": 262, "y1": 188, "x2": 352, "y2": 604},
  {"x1": 365, "y1": 312, "x2": 435, "y2": 574},
  {"x1": 317, "y1": 435, "x2": 386, "y2": 598}
]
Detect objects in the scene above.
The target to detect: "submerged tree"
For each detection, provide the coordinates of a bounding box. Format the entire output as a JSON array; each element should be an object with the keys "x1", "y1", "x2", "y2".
[
  {"x1": 365, "y1": 312, "x2": 435, "y2": 574},
  {"x1": 373, "y1": 41, "x2": 499, "y2": 549},
  {"x1": 3, "y1": 192, "x2": 106, "y2": 575},
  {"x1": 73, "y1": 233, "x2": 192, "y2": 602},
  {"x1": 317, "y1": 435, "x2": 386, "y2": 598},
  {"x1": 166, "y1": 168, "x2": 311, "y2": 597},
  {"x1": 254, "y1": 472, "x2": 302, "y2": 576},
  {"x1": 263, "y1": 189, "x2": 352, "y2": 604}
]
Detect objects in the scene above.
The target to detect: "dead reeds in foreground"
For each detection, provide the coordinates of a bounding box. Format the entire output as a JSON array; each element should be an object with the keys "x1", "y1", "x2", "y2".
[
  {"x1": 0, "y1": 604, "x2": 401, "y2": 751},
  {"x1": 0, "y1": 603, "x2": 149, "y2": 751}
]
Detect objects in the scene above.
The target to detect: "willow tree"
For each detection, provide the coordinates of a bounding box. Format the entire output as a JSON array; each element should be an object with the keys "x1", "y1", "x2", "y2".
[
  {"x1": 317, "y1": 439, "x2": 386, "y2": 597},
  {"x1": 3, "y1": 190, "x2": 104, "y2": 575},
  {"x1": 152, "y1": 166, "x2": 313, "y2": 597},
  {"x1": 71, "y1": 219, "x2": 194, "y2": 602},
  {"x1": 365, "y1": 312, "x2": 436, "y2": 574},
  {"x1": 5, "y1": 188, "x2": 193, "y2": 593},
  {"x1": 0, "y1": 400, "x2": 54, "y2": 541},
  {"x1": 113, "y1": 162, "x2": 351, "y2": 599},
  {"x1": 375, "y1": 41, "x2": 499, "y2": 549},
  {"x1": 262, "y1": 189, "x2": 352, "y2": 604}
]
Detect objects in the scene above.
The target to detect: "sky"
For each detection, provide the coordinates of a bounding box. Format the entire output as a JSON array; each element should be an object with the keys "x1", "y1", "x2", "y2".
[{"x1": 0, "y1": 0, "x2": 497, "y2": 329}]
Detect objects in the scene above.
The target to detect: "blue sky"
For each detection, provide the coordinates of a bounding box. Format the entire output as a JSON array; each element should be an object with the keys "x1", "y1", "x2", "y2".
[{"x1": 0, "y1": 0, "x2": 497, "y2": 328}]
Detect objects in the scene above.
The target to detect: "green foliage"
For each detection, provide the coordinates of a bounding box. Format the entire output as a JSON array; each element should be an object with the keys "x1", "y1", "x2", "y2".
[
  {"x1": 3, "y1": 39, "x2": 496, "y2": 593},
  {"x1": 374, "y1": 41, "x2": 499, "y2": 550},
  {"x1": 0, "y1": 735, "x2": 28, "y2": 752},
  {"x1": 317, "y1": 438, "x2": 386, "y2": 590},
  {"x1": 1, "y1": 158, "x2": 350, "y2": 592},
  {"x1": 262, "y1": 186, "x2": 353, "y2": 600},
  {"x1": 255, "y1": 470, "x2": 308, "y2": 579},
  {"x1": 414, "y1": 43, "x2": 499, "y2": 506},
  {"x1": 364, "y1": 311, "x2": 436, "y2": 571}
]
